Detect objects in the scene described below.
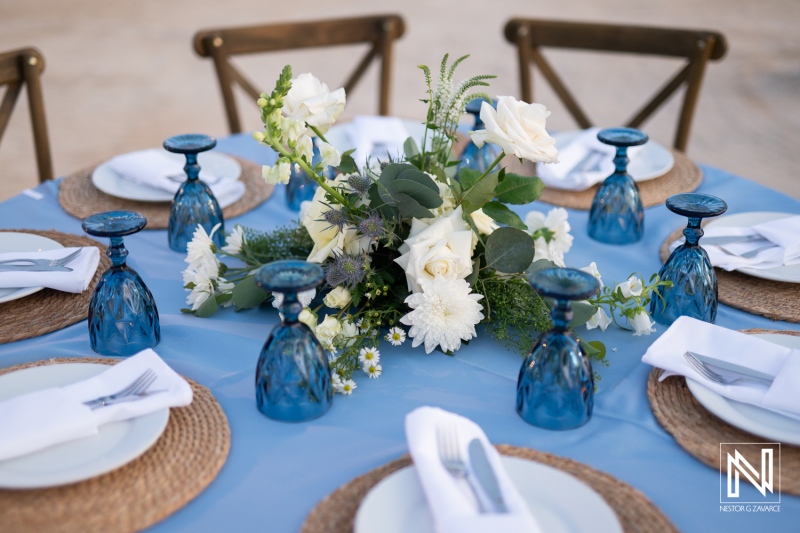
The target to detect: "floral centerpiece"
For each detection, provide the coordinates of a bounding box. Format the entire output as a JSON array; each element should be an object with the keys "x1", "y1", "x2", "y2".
[{"x1": 181, "y1": 54, "x2": 669, "y2": 394}]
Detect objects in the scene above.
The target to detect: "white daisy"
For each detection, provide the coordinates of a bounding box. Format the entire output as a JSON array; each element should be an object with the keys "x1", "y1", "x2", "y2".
[
  {"x1": 340, "y1": 379, "x2": 357, "y2": 395},
  {"x1": 399, "y1": 277, "x2": 484, "y2": 354},
  {"x1": 364, "y1": 363, "x2": 383, "y2": 379},
  {"x1": 221, "y1": 225, "x2": 246, "y2": 255},
  {"x1": 331, "y1": 372, "x2": 342, "y2": 386},
  {"x1": 359, "y1": 346, "x2": 380, "y2": 366},
  {"x1": 385, "y1": 327, "x2": 406, "y2": 346}
]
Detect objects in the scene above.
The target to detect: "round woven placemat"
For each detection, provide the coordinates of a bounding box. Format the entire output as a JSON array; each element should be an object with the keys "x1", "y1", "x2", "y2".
[
  {"x1": 647, "y1": 329, "x2": 800, "y2": 495},
  {"x1": 0, "y1": 357, "x2": 230, "y2": 533},
  {"x1": 660, "y1": 227, "x2": 800, "y2": 323},
  {"x1": 0, "y1": 230, "x2": 109, "y2": 344},
  {"x1": 301, "y1": 445, "x2": 676, "y2": 533},
  {"x1": 58, "y1": 155, "x2": 274, "y2": 229}
]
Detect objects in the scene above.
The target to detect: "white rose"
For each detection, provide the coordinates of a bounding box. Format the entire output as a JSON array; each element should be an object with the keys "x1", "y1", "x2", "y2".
[
  {"x1": 395, "y1": 206, "x2": 476, "y2": 294},
  {"x1": 300, "y1": 184, "x2": 373, "y2": 263},
  {"x1": 319, "y1": 141, "x2": 341, "y2": 168},
  {"x1": 323, "y1": 286, "x2": 352, "y2": 309},
  {"x1": 283, "y1": 73, "x2": 345, "y2": 134},
  {"x1": 585, "y1": 307, "x2": 612, "y2": 331},
  {"x1": 338, "y1": 319, "x2": 358, "y2": 347},
  {"x1": 579, "y1": 262, "x2": 603, "y2": 289},
  {"x1": 299, "y1": 308, "x2": 318, "y2": 329},
  {"x1": 629, "y1": 308, "x2": 656, "y2": 336},
  {"x1": 617, "y1": 276, "x2": 643, "y2": 298},
  {"x1": 262, "y1": 161, "x2": 291, "y2": 185},
  {"x1": 315, "y1": 315, "x2": 342, "y2": 343},
  {"x1": 469, "y1": 96, "x2": 558, "y2": 164},
  {"x1": 470, "y1": 209, "x2": 499, "y2": 235}
]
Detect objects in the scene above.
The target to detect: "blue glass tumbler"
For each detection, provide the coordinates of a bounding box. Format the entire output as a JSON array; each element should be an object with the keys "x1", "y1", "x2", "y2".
[
  {"x1": 254, "y1": 260, "x2": 332, "y2": 422},
  {"x1": 165, "y1": 134, "x2": 224, "y2": 252},
  {"x1": 588, "y1": 128, "x2": 648, "y2": 244},
  {"x1": 456, "y1": 98, "x2": 501, "y2": 179},
  {"x1": 650, "y1": 193, "x2": 728, "y2": 326},
  {"x1": 286, "y1": 139, "x2": 333, "y2": 211},
  {"x1": 82, "y1": 211, "x2": 160, "y2": 356},
  {"x1": 517, "y1": 268, "x2": 600, "y2": 430}
]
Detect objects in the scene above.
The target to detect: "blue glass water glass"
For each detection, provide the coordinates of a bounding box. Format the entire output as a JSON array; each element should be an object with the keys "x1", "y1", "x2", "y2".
[
  {"x1": 517, "y1": 268, "x2": 600, "y2": 430},
  {"x1": 82, "y1": 211, "x2": 160, "y2": 356},
  {"x1": 254, "y1": 260, "x2": 332, "y2": 422},
  {"x1": 286, "y1": 139, "x2": 334, "y2": 211},
  {"x1": 165, "y1": 134, "x2": 224, "y2": 252},
  {"x1": 456, "y1": 98, "x2": 501, "y2": 179},
  {"x1": 650, "y1": 193, "x2": 728, "y2": 326},
  {"x1": 588, "y1": 128, "x2": 648, "y2": 244}
]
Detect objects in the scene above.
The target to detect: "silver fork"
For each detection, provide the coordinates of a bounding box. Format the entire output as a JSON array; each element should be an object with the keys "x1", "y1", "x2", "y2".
[
  {"x1": 437, "y1": 424, "x2": 485, "y2": 512},
  {"x1": 716, "y1": 243, "x2": 779, "y2": 259},
  {"x1": 0, "y1": 249, "x2": 82, "y2": 267},
  {"x1": 83, "y1": 369, "x2": 158, "y2": 410},
  {"x1": 684, "y1": 351, "x2": 741, "y2": 385}
]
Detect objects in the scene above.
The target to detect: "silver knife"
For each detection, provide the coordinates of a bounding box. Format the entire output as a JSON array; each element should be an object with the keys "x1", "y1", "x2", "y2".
[
  {"x1": 468, "y1": 438, "x2": 508, "y2": 513},
  {"x1": 0, "y1": 265, "x2": 73, "y2": 272},
  {"x1": 688, "y1": 351, "x2": 776, "y2": 383},
  {"x1": 701, "y1": 235, "x2": 764, "y2": 246}
]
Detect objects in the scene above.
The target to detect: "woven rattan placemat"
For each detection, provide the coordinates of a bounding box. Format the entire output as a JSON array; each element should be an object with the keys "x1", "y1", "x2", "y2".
[
  {"x1": 0, "y1": 357, "x2": 230, "y2": 533},
  {"x1": 58, "y1": 155, "x2": 273, "y2": 229},
  {"x1": 0, "y1": 230, "x2": 109, "y2": 344},
  {"x1": 301, "y1": 444, "x2": 676, "y2": 533},
  {"x1": 647, "y1": 329, "x2": 800, "y2": 494},
  {"x1": 660, "y1": 227, "x2": 800, "y2": 323}
]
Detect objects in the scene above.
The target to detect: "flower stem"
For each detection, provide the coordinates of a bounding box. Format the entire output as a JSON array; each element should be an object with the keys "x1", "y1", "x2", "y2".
[{"x1": 309, "y1": 125, "x2": 330, "y2": 145}]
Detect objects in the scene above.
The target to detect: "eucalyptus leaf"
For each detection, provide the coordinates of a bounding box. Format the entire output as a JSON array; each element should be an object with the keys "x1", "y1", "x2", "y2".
[
  {"x1": 378, "y1": 163, "x2": 418, "y2": 203},
  {"x1": 368, "y1": 184, "x2": 399, "y2": 221},
  {"x1": 494, "y1": 173, "x2": 544, "y2": 205},
  {"x1": 391, "y1": 179, "x2": 443, "y2": 209},
  {"x1": 395, "y1": 192, "x2": 434, "y2": 219},
  {"x1": 233, "y1": 275, "x2": 269, "y2": 310},
  {"x1": 460, "y1": 171, "x2": 498, "y2": 214},
  {"x1": 481, "y1": 201, "x2": 527, "y2": 230},
  {"x1": 485, "y1": 227, "x2": 536, "y2": 273},
  {"x1": 403, "y1": 137, "x2": 420, "y2": 159},
  {"x1": 195, "y1": 293, "x2": 219, "y2": 318},
  {"x1": 570, "y1": 300, "x2": 598, "y2": 328},
  {"x1": 395, "y1": 168, "x2": 439, "y2": 194},
  {"x1": 525, "y1": 259, "x2": 558, "y2": 280}
]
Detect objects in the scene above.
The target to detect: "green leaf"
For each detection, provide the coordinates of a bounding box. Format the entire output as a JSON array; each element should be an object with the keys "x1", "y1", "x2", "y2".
[
  {"x1": 579, "y1": 339, "x2": 606, "y2": 360},
  {"x1": 395, "y1": 192, "x2": 434, "y2": 219},
  {"x1": 465, "y1": 257, "x2": 481, "y2": 287},
  {"x1": 403, "y1": 137, "x2": 420, "y2": 160},
  {"x1": 232, "y1": 275, "x2": 269, "y2": 310},
  {"x1": 457, "y1": 168, "x2": 483, "y2": 190},
  {"x1": 525, "y1": 258, "x2": 558, "y2": 279},
  {"x1": 460, "y1": 171, "x2": 498, "y2": 214},
  {"x1": 484, "y1": 227, "x2": 536, "y2": 273},
  {"x1": 378, "y1": 163, "x2": 418, "y2": 203},
  {"x1": 570, "y1": 301, "x2": 598, "y2": 328},
  {"x1": 195, "y1": 294, "x2": 219, "y2": 318},
  {"x1": 396, "y1": 168, "x2": 440, "y2": 194},
  {"x1": 481, "y1": 201, "x2": 527, "y2": 230},
  {"x1": 336, "y1": 149, "x2": 358, "y2": 175},
  {"x1": 368, "y1": 183, "x2": 399, "y2": 221},
  {"x1": 494, "y1": 173, "x2": 544, "y2": 205},
  {"x1": 391, "y1": 179, "x2": 443, "y2": 209}
]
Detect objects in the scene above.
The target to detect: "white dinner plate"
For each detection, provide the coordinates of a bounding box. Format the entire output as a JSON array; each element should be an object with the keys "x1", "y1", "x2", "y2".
[
  {"x1": 0, "y1": 232, "x2": 64, "y2": 304},
  {"x1": 91, "y1": 150, "x2": 242, "y2": 203},
  {"x1": 354, "y1": 456, "x2": 622, "y2": 533},
  {"x1": 686, "y1": 333, "x2": 800, "y2": 445},
  {"x1": 0, "y1": 363, "x2": 169, "y2": 489},
  {"x1": 550, "y1": 130, "x2": 675, "y2": 185},
  {"x1": 704, "y1": 211, "x2": 800, "y2": 284}
]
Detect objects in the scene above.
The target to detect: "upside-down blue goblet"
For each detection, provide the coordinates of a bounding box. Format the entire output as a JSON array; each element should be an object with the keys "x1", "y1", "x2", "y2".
[
  {"x1": 517, "y1": 268, "x2": 600, "y2": 430},
  {"x1": 165, "y1": 134, "x2": 224, "y2": 252},
  {"x1": 588, "y1": 128, "x2": 648, "y2": 244},
  {"x1": 285, "y1": 139, "x2": 335, "y2": 211},
  {"x1": 456, "y1": 98, "x2": 501, "y2": 179},
  {"x1": 82, "y1": 211, "x2": 160, "y2": 356},
  {"x1": 254, "y1": 260, "x2": 332, "y2": 422},
  {"x1": 650, "y1": 193, "x2": 728, "y2": 326}
]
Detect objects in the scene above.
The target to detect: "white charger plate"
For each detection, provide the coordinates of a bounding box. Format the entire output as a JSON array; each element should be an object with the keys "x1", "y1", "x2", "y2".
[
  {"x1": 704, "y1": 211, "x2": 800, "y2": 284},
  {"x1": 0, "y1": 363, "x2": 169, "y2": 489},
  {"x1": 686, "y1": 333, "x2": 800, "y2": 445},
  {"x1": 354, "y1": 456, "x2": 622, "y2": 533},
  {"x1": 91, "y1": 150, "x2": 242, "y2": 203},
  {"x1": 0, "y1": 232, "x2": 63, "y2": 304}
]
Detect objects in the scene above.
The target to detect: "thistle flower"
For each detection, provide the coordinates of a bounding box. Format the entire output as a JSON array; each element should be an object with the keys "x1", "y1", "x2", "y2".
[
  {"x1": 347, "y1": 173, "x2": 372, "y2": 196},
  {"x1": 325, "y1": 253, "x2": 367, "y2": 289},
  {"x1": 321, "y1": 208, "x2": 347, "y2": 232},
  {"x1": 357, "y1": 212, "x2": 385, "y2": 240}
]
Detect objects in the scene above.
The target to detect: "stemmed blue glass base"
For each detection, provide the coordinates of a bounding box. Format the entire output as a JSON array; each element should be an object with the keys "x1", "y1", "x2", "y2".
[
  {"x1": 254, "y1": 260, "x2": 332, "y2": 422},
  {"x1": 517, "y1": 268, "x2": 600, "y2": 430},
  {"x1": 82, "y1": 211, "x2": 160, "y2": 356},
  {"x1": 286, "y1": 140, "x2": 334, "y2": 211},
  {"x1": 456, "y1": 98, "x2": 501, "y2": 179},
  {"x1": 651, "y1": 193, "x2": 728, "y2": 326}
]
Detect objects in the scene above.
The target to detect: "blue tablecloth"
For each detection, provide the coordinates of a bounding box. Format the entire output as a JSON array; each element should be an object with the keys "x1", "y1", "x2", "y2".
[{"x1": 1, "y1": 134, "x2": 798, "y2": 532}]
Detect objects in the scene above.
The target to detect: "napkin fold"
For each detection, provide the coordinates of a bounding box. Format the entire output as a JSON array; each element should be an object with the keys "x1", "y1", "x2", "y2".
[
  {"x1": 669, "y1": 215, "x2": 800, "y2": 271},
  {"x1": 0, "y1": 349, "x2": 193, "y2": 462},
  {"x1": 642, "y1": 316, "x2": 800, "y2": 419},
  {"x1": 405, "y1": 407, "x2": 541, "y2": 533},
  {"x1": 537, "y1": 127, "x2": 643, "y2": 191},
  {"x1": 349, "y1": 116, "x2": 410, "y2": 167},
  {"x1": 0, "y1": 246, "x2": 100, "y2": 293},
  {"x1": 108, "y1": 149, "x2": 245, "y2": 208}
]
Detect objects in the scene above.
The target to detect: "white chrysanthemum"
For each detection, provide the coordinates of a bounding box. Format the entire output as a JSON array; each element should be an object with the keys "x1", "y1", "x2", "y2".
[
  {"x1": 185, "y1": 223, "x2": 221, "y2": 276},
  {"x1": 364, "y1": 363, "x2": 383, "y2": 379},
  {"x1": 359, "y1": 347, "x2": 380, "y2": 367},
  {"x1": 385, "y1": 327, "x2": 406, "y2": 346},
  {"x1": 272, "y1": 289, "x2": 316, "y2": 310},
  {"x1": 184, "y1": 270, "x2": 214, "y2": 311},
  {"x1": 221, "y1": 225, "x2": 246, "y2": 255},
  {"x1": 399, "y1": 277, "x2": 484, "y2": 354}
]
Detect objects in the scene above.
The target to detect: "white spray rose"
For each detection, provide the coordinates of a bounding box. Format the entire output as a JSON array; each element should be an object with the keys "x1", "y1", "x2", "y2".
[
  {"x1": 617, "y1": 276, "x2": 644, "y2": 298},
  {"x1": 585, "y1": 307, "x2": 612, "y2": 332},
  {"x1": 319, "y1": 141, "x2": 341, "y2": 168},
  {"x1": 323, "y1": 286, "x2": 352, "y2": 309},
  {"x1": 262, "y1": 161, "x2": 291, "y2": 185},
  {"x1": 629, "y1": 308, "x2": 656, "y2": 336},
  {"x1": 579, "y1": 262, "x2": 604, "y2": 289},
  {"x1": 469, "y1": 96, "x2": 558, "y2": 164},
  {"x1": 315, "y1": 315, "x2": 342, "y2": 344},
  {"x1": 338, "y1": 319, "x2": 359, "y2": 347},
  {"x1": 299, "y1": 308, "x2": 318, "y2": 329},
  {"x1": 300, "y1": 183, "x2": 372, "y2": 263},
  {"x1": 283, "y1": 73, "x2": 345, "y2": 134},
  {"x1": 470, "y1": 209, "x2": 499, "y2": 235}
]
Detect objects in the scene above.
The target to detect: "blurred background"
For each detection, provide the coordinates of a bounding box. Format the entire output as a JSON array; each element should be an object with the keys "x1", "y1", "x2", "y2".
[{"x1": 1, "y1": 0, "x2": 798, "y2": 201}]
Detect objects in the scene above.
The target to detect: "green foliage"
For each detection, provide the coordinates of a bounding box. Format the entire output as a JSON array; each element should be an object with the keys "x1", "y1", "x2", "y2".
[
  {"x1": 243, "y1": 224, "x2": 313, "y2": 264},
  {"x1": 460, "y1": 171, "x2": 498, "y2": 214},
  {"x1": 484, "y1": 227, "x2": 535, "y2": 273},
  {"x1": 232, "y1": 275, "x2": 269, "y2": 310},
  {"x1": 376, "y1": 163, "x2": 443, "y2": 219},
  {"x1": 477, "y1": 276, "x2": 551, "y2": 355},
  {"x1": 480, "y1": 201, "x2": 527, "y2": 230},
  {"x1": 494, "y1": 174, "x2": 544, "y2": 205}
]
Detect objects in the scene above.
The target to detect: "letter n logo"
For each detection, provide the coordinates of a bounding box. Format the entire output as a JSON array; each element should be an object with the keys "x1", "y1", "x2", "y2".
[{"x1": 720, "y1": 443, "x2": 780, "y2": 503}]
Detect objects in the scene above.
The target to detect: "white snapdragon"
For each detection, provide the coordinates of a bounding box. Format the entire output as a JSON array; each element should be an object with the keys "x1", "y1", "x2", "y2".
[
  {"x1": 282, "y1": 73, "x2": 345, "y2": 135},
  {"x1": 262, "y1": 161, "x2": 291, "y2": 185},
  {"x1": 319, "y1": 141, "x2": 341, "y2": 168}
]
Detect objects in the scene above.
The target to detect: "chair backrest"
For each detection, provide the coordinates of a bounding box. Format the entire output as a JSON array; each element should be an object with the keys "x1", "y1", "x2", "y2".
[
  {"x1": 0, "y1": 47, "x2": 53, "y2": 182},
  {"x1": 194, "y1": 14, "x2": 406, "y2": 134},
  {"x1": 504, "y1": 18, "x2": 727, "y2": 151}
]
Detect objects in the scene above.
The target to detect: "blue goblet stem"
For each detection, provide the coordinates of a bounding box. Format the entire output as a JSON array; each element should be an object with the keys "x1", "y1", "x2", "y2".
[
  {"x1": 184, "y1": 153, "x2": 200, "y2": 180},
  {"x1": 108, "y1": 236, "x2": 127, "y2": 268}
]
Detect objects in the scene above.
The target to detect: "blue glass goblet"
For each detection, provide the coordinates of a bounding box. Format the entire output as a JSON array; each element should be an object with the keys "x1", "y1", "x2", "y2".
[
  {"x1": 165, "y1": 134, "x2": 224, "y2": 252},
  {"x1": 650, "y1": 193, "x2": 728, "y2": 326},
  {"x1": 286, "y1": 139, "x2": 335, "y2": 211},
  {"x1": 254, "y1": 260, "x2": 332, "y2": 422},
  {"x1": 82, "y1": 211, "x2": 160, "y2": 356},
  {"x1": 456, "y1": 98, "x2": 501, "y2": 179},
  {"x1": 517, "y1": 268, "x2": 600, "y2": 430},
  {"x1": 588, "y1": 128, "x2": 648, "y2": 244}
]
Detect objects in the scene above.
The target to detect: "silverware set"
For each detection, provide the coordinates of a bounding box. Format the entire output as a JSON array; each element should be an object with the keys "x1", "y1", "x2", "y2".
[
  {"x1": 0, "y1": 249, "x2": 81, "y2": 272},
  {"x1": 83, "y1": 368, "x2": 165, "y2": 410},
  {"x1": 698, "y1": 234, "x2": 779, "y2": 258},
  {"x1": 683, "y1": 351, "x2": 775, "y2": 386}
]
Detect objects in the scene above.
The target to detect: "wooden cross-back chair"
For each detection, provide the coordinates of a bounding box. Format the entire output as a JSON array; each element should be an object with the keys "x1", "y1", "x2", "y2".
[
  {"x1": 194, "y1": 14, "x2": 406, "y2": 134},
  {"x1": 0, "y1": 47, "x2": 53, "y2": 182},
  {"x1": 504, "y1": 19, "x2": 727, "y2": 151}
]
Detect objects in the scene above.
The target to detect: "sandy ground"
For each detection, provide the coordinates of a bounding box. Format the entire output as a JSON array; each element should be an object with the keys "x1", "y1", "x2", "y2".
[{"x1": 1, "y1": 0, "x2": 798, "y2": 201}]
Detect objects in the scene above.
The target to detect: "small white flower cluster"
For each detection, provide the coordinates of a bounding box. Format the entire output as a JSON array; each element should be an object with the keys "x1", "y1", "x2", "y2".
[
  {"x1": 182, "y1": 223, "x2": 234, "y2": 311},
  {"x1": 358, "y1": 346, "x2": 382, "y2": 378},
  {"x1": 579, "y1": 263, "x2": 657, "y2": 337},
  {"x1": 331, "y1": 372, "x2": 356, "y2": 395},
  {"x1": 525, "y1": 207, "x2": 573, "y2": 267}
]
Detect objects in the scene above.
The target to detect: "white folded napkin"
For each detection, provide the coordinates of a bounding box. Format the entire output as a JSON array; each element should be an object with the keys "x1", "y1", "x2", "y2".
[
  {"x1": 642, "y1": 316, "x2": 800, "y2": 419},
  {"x1": 669, "y1": 215, "x2": 800, "y2": 271},
  {"x1": 405, "y1": 406, "x2": 541, "y2": 533},
  {"x1": 0, "y1": 247, "x2": 100, "y2": 293},
  {"x1": 537, "y1": 127, "x2": 644, "y2": 191},
  {"x1": 0, "y1": 349, "x2": 192, "y2": 461},
  {"x1": 349, "y1": 116, "x2": 410, "y2": 167},
  {"x1": 108, "y1": 149, "x2": 245, "y2": 208}
]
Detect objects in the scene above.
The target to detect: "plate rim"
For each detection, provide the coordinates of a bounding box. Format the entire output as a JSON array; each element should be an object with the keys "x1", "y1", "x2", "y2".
[{"x1": 0, "y1": 232, "x2": 64, "y2": 304}]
